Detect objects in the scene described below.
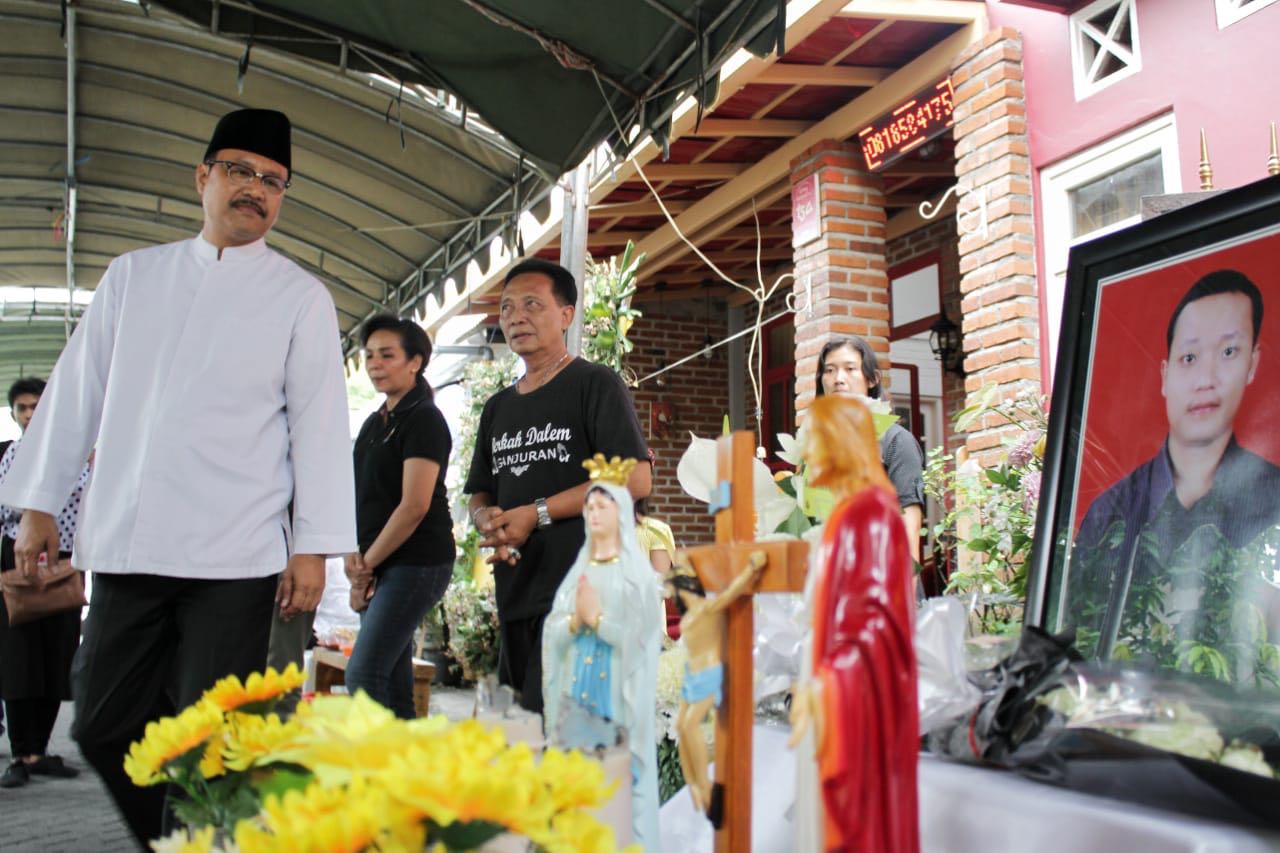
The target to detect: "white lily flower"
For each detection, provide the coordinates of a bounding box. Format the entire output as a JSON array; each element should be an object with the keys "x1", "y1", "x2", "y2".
[{"x1": 676, "y1": 431, "x2": 799, "y2": 537}]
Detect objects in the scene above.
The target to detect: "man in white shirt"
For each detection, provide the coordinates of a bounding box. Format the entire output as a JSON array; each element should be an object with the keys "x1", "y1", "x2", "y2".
[{"x1": 0, "y1": 108, "x2": 355, "y2": 842}]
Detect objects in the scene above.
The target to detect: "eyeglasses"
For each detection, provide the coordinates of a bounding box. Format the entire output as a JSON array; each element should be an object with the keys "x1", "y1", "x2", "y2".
[{"x1": 205, "y1": 160, "x2": 291, "y2": 195}]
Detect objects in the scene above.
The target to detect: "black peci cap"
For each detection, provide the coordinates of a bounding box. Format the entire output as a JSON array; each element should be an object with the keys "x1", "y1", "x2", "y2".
[{"x1": 203, "y1": 108, "x2": 292, "y2": 173}]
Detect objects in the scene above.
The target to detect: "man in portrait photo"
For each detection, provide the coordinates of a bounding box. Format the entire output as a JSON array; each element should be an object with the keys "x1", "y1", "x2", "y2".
[{"x1": 1071, "y1": 270, "x2": 1280, "y2": 678}]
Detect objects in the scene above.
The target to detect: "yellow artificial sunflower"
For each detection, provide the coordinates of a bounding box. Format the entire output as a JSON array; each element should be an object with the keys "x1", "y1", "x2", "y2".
[
  {"x1": 257, "y1": 693, "x2": 437, "y2": 786},
  {"x1": 124, "y1": 700, "x2": 225, "y2": 787},
  {"x1": 236, "y1": 776, "x2": 423, "y2": 853},
  {"x1": 542, "y1": 810, "x2": 639, "y2": 853},
  {"x1": 149, "y1": 825, "x2": 219, "y2": 853},
  {"x1": 380, "y1": 722, "x2": 536, "y2": 830},
  {"x1": 537, "y1": 747, "x2": 617, "y2": 813},
  {"x1": 220, "y1": 711, "x2": 307, "y2": 772},
  {"x1": 204, "y1": 664, "x2": 306, "y2": 713},
  {"x1": 198, "y1": 736, "x2": 227, "y2": 780}
]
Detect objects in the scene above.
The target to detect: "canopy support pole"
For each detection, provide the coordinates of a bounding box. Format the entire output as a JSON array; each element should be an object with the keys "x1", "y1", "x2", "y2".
[
  {"x1": 64, "y1": 2, "x2": 78, "y2": 340},
  {"x1": 561, "y1": 161, "x2": 589, "y2": 356}
]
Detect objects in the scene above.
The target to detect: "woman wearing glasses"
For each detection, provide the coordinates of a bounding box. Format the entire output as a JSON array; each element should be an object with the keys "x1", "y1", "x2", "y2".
[{"x1": 345, "y1": 315, "x2": 454, "y2": 718}]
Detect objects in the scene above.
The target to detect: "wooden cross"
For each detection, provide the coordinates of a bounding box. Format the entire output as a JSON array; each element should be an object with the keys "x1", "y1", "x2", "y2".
[{"x1": 680, "y1": 431, "x2": 809, "y2": 853}]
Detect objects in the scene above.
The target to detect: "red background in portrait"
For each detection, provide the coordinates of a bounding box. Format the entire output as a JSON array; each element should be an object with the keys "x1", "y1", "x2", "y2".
[{"x1": 1073, "y1": 228, "x2": 1280, "y2": 529}]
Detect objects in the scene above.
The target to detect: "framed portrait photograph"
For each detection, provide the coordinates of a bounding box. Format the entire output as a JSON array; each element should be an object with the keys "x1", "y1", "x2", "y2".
[{"x1": 1027, "y1": 175, "x2": 1280, "y2": 692}]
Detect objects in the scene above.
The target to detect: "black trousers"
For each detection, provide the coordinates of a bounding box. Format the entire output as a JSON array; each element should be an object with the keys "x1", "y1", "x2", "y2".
[
  {"x1": 5, "y1": 696, "x2": 61, "y2": 757},
  {"x1": 498, "y1": 613, "x2": 547, "y2": 714},
  {"x1": 70, "y1": 573, "x2": 277, "y2": 846}
]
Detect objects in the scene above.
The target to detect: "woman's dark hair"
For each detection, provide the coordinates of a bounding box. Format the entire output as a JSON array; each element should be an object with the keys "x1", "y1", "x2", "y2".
[
  {"x1": 361, "y1": 313, "x2": 433, "y2": 395},
  {"x1": 8, "y1": 377, "x2": 46, "y2": 407},
  {"x1": 634, "y1": 497, "x2": 651, "y2": 518},
  {"x1": 814, "y1": 336, "x2": 883, "y2": 399}
]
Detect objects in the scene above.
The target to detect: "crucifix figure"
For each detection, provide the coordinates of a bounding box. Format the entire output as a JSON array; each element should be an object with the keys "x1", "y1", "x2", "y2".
[
  {"x1": 675, "y1": 430, "x2": 809, "y2": 853},
  {"x1": 665, "y1": 550, "x2": 766, "y2": 815}
]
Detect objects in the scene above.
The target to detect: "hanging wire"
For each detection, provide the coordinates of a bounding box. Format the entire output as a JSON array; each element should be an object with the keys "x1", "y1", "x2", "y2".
[{"x1": 590, "y1": 70, "x2": 799, "y2": 445}]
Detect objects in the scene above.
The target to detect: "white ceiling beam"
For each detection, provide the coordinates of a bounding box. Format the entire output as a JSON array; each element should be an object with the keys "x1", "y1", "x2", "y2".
[
  {"x1": 589, "y1": 198, "x2": 693, "y2": 217},
  {"x1": 838, "y1": 0, "x2": 987, "y2": 24}
]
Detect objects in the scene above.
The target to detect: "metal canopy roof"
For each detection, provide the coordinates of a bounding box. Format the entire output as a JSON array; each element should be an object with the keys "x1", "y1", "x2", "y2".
[{"x1": 0, "y1": 0, "x2": 784, "y2": 389}]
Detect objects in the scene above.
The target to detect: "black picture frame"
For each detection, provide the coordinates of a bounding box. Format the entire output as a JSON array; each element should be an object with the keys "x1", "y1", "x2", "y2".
[{"x1": 1026, "y1": 175, "x2": 1280, "y2": 642}]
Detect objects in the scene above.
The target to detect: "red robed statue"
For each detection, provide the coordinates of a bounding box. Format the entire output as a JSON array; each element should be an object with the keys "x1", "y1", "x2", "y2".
[{"x1": 790, "y1": 395, "x2": 919, "y2": 853}]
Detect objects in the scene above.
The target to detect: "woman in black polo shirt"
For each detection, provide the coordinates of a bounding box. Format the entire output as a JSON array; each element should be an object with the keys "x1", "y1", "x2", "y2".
[{"x1": 345, "y1": 314, "x2": 454, "y2": 718}]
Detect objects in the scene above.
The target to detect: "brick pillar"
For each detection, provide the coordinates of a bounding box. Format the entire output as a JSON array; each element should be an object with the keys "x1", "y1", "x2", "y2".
[
  {"x1": 951, "y1": 28, "x2": 1040, "y2": 464},
  {"x1": 789, "y1": 140, "x2": 890, "y2": 417}
]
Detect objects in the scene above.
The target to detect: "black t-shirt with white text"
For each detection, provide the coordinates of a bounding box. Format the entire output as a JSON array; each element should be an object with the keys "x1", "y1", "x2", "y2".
[{"x1": 464, "y1": 358, "x2": 648, "y2": 621}]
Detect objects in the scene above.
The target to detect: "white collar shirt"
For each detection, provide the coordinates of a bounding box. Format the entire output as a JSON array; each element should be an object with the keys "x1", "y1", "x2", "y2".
[{"x1": 0, "y1": 235, "x2": 357, "y2": 579}]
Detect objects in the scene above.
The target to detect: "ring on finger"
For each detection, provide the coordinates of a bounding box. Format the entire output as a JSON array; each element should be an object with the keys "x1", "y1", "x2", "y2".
[{"x1": 508, "y1": 547, "x2": 522, "y2": 560}]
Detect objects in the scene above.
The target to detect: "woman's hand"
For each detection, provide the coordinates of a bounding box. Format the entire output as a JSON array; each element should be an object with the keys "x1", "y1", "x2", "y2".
[
  {"x1": 13, "y1": 510, "x2": 59, "y2": 580},
  {"x1": 344, "y1": 552, "x2": 370, "y2": 581},
  {"x1": 575, "y1": 574, "x2": 602, "y2": 630}
]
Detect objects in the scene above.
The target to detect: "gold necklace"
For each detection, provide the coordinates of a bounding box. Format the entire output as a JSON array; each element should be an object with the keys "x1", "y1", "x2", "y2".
[{"x1": 523, "y1": 351, "x2": 570, "y2": 390}]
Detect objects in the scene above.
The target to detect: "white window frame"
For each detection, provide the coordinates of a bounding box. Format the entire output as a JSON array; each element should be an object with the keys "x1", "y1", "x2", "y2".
[
  {"x1": 1039, "y1": 113, "x2": 1180, "y2": 379},
  {"x1": 1216, "y1": 0, "x2": 1280, "y2": 28},
  {"x1": 1070, "y1": 0, "x2": 1141, "y2": 101}
]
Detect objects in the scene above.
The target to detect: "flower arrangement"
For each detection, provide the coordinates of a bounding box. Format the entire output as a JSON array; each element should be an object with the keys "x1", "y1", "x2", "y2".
[
  {"x1": 675, "y1": 398, "x2": 898, "y2": 540},
  {"x1": 130, "y1": 665, "x2": 633, "y2": 853},
  {"x1": 581, "y1": 242, "x2": 644, "y2": 384},
  {"x1": 772, "y1": 396, "x2": 899, "y2": 535},
  {"x1": 924, "y1": 383, "x2": 1048, "y2": 635},
  {"x1": 442, "y1": 578, "x2": 501, "y2": 683}
]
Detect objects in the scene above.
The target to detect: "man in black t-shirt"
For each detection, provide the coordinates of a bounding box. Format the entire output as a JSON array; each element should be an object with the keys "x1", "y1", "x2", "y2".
[{"x1": 465, "y1": 258, "x2": 649, "y2": 713}]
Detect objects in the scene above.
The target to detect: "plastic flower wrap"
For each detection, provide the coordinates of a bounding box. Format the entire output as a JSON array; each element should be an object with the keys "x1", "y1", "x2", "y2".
[
  {"x1": 128, "y1": 668, "x2": 633, "y2": 852},
  {"x1": 1043, "y1": 665, "x2": 1280, "y2": 779}
]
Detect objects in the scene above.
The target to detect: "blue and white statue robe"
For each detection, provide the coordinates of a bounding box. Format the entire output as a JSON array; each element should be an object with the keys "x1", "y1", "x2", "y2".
[{"x1": 543, "y1": 480, "x2": 664, "y2": 851}]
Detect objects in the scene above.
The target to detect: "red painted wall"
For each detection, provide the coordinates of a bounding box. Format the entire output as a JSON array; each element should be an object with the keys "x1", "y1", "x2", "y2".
[
  {"x1": 991, "y1": 0, "x2": 1280, "y2": 185},
  {"x1": 987, "y1": 0, "x2": 1280, "y2": 388}
]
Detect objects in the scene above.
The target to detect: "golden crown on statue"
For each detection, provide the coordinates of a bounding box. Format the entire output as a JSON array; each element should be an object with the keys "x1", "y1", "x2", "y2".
[{"x1": 582, "y1": 453, "x2": 638, "y2": 486}]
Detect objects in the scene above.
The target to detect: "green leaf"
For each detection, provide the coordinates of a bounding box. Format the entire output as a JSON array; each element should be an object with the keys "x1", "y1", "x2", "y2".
[
  {"x1": 429, "y1": 820, "x2": 506, "y2": 849},
  {"x1": 251, "y1": 767, "x2": 314, "y2": 803},
  {"x1": 966, "y1": 538, "x2": 992, "y2": 552}
]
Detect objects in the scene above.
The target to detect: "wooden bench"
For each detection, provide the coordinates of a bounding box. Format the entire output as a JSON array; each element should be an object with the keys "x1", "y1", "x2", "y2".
[{"x1": 312, "y1": 646, "x2": 437, "y2": 717}]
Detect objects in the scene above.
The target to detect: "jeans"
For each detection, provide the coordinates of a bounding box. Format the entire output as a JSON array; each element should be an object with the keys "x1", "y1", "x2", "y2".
[{"x1": 345, "y1": 562, "x2": 451, "y2": 719}]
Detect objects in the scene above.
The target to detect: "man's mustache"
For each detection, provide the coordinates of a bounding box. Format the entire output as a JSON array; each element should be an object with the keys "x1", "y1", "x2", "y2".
[{"x1": 231, "y1": 197, "x2": 266, "y2": 217}]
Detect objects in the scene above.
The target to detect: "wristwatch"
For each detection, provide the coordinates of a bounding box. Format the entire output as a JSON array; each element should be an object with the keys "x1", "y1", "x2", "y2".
[{"x1": 534, "y1": 497, "x2": 552, "y2": 528}]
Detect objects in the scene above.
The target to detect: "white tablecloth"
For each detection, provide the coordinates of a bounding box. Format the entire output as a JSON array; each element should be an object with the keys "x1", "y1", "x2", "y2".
[{"x1": 658, "y1": 725, "x2": 1280, "y2": 852}]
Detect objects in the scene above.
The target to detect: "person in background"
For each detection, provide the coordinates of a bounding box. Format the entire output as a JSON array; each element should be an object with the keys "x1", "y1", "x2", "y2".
[
  {"x1": 814, "y1": 336, "x2": 925, "y2": 564},
  {"x1": 465, "y1": 257, "x2": 650, "y2": 714},
  {"x1": 345, "y1": 314, "x2": 454, "y2": 719},
  {"x1": 0, "y1": 377, "x2": 86, "y2": 788},
  {"x1": 635, "y1": 498, "x2": 676, "y2": 575},
  {"x1": 0, "y1": 109, "x2": 355, "y2": 841}
]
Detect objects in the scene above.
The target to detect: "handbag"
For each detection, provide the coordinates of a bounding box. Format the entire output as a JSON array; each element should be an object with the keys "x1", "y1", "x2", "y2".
[{"x1": 0, "y1": 558, "x2": 87, "y2": 627}]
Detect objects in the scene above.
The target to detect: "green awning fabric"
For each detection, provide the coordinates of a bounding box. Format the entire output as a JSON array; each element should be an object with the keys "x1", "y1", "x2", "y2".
[{"x1": 145, "y1": 0, "x2": 786, "y2": 174}]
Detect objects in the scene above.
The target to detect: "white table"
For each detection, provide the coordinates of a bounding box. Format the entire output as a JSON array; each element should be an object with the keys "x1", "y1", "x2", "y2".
[{"x1": 659, "y1": 725, "x2": 1280, "y2": 852}]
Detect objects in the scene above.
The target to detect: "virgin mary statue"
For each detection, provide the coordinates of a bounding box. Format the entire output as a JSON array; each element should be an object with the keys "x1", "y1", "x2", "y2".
[{"x1": 543, "y1": 455, "x2": 664, "y2": 850}]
